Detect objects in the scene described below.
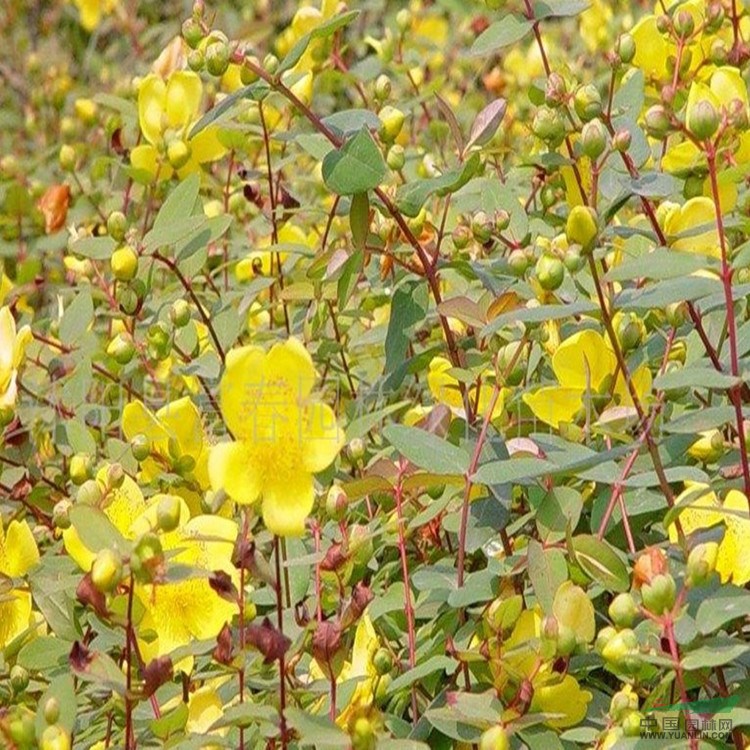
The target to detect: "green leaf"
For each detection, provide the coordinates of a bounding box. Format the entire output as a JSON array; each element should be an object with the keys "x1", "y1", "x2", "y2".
[
  {"x1": 465, "y1": 100, "x2": 507, "y2": 152},
  {"x1": 569, "y1": 534, "x2": 629, "y2": 592},
  {"x1": 189, "y1": 80, "x2": 269, "y2": 139},
  {"x1": 527, "y1": 539, "x2": 567, "y2": 614},
  {"x1": 604, "y1": 248, "x2": 720, "y2": 282},
  {"x1": 323, "y1": 109, "x2": 380, "y2": 136},
  {"x1": 653, "y1": 366, "x2": 740, "y2": 391},
  {"x1": 387, "y1": 655, "x2": 457, "y2": 694},
  {"x1": 695, "y1": 586, "x2": 750, "y2": 635},
  {"x1": 534, "y1": 0, "x2": 590, "y2": 17},
  {"x1": 384, "y1": 281, "x2": 428, "y2": 374},
  {"x1": 396, "y1": 154, "x2": 482, "y2": 217},
  {"x1": 60, "y1": 290, "x2": 94, "y2": 345},
  {"x1": 350, "y1": 192, "x2": 370, "y2": 250},
  {"x1": 681, "y1": 638, "x2": 750, "y2": 670},
  {"x1": 536, "y1": 487, "x2": 583, "y2": 543},
  {"x1": 152, "y1": 173, "x2": 200, "y2": 230},
  {"x1": 383, "y1": 424, "x2": 469, "y2": 475},
  {"x1": 35, "y1": 675, "x2": 76, "y2": 739},
  {"x1": 469, "y1": 15, "x2": 533, "y2": 57},
  {"x1": 18, "y1": 637, "x2": 71, "y2": 672},
  {"x1": 322, "y1": 127, "x2": 387, "y2": 196},
  {"x1": 70, "y1": 236, "x2": 116, "y2": 260},
  {"x1": 69, "y1": 504, "x2": 128, "y2": 555},
  {"x1": 285, "y1": 707, "x2": 350, "y2": 748}
]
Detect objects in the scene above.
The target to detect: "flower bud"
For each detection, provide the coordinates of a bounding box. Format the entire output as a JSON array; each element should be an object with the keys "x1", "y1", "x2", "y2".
[
  {"x1": 205, "y1": 40, "x2": 230, "y2": 77},
  {"x1": 641, "y1": 573, "x2": 677, "y2": 615},
  {"x1": 187, "y1": 48, "x2": 204, "y2": 72},
  {"x1": 106, "y1": 463, "x2": 126, "y2": 490},
  {"x1": 107, "y1": 211, "x2": 127, "y2": 242},
  {"x1": 532, "y1": 106, "x2": 565, "y2": 146},
  {"x1": 613, "y1": 311, "x2": 644, "y2": 352},
  {"x1": 347, "y1": 437, "x2": 366, "y2": 463},
  {"x1": 565, "y1": 205, "x2": 598, "y2": 251},
  {"x1": 601, "y1": 627, "x2": 638, "y2": 665},
  {"x1": 263, "y1": 53, "x2": 279, "y2": 74},
  {"x1": 507, "y1": 248, "x2": 530, "y2": 276},
  {"x1": 595, "y1": 625, "x2": 617, "y2": 654},
  {"x1": 41, "y1": 725, "x2": 71, "y2": 750},
  {"x1": 147, "y1": 321, "x2": 172, "y2": 361},
  {"x1": 617, "y1": 33, "x2": 636, "y2": 64},
  {"x1": 709, "y1": 38, "x2": 728, "y2": 66},
  {"x1": 471, "y1": 211, "x2": 493, "y2": 244},
  {"x1": 117, "y1": 284, "x2": 140, "y2": 316},
  {"x1": 644, "y1": 105, "x2": 671, "y2": 139},
  {"x1": 535, "y1": 253, "x2": 565, "y2": 291},
  {"x1": 91, "y1": 548, "x2": 123, "y2": 593},
  {"x1": 479, "y1": 725, "x2": 510, "y2": 750},
  {"x1": 563, "y1": 245, "x2": 585, "y2": 273},
  {"x1": 69, "y1": 453, "x2": 94, "y2": 485},
  {"x1": 167, "y1": 139, "x2": 192, "y2": 170},
  {"x1": 556, "y1": 624, "x2": 578, "y2": 657},
  {"x1": 131, "y1": 532, "x2": 164, "y2": 583},
  {"x1": 608, "y1": 592, "x2": 638, "y2": 628},
  {"x1": 182, "y1": 17, "x2": 204, "y2": 48},
  {"x1": 574, "y1": 84, "x2": 603, "y2": 122},
  {"x1": 53, "y1": 499, "x2": 72, "y2": 529},
  {"x1": 495, "y1": 209, "x2": 511, "y2": 232},
  {"x1": 374, "y1": 74, "x2": 392, "y2": 101},
  {"x1": 612, "y1": 128, "x2": 632, "y2": 153},
  {"x1": 77, "y1": 479, "x2": 103, "y2": 506},
  {"x1": 395, "y1": 8, "x2": 411, "y2": 32},
  {"x1": 44, "y1": 698, "x2": 60, "y2": 725},
  {"x1": 107, "y1": 332, "x2": 135, "y2": 365},
  {"x1": 386, "y1": 143, "x2": 405, "y2": 170},
  {"x1": 665, "y1": 301, "x2": 688, "y2": 327},
  {"x1": 581, "y1": 118, "x2": 608, "y2": 160},
  {"x1": 157, "y1": 494, "x2": 182, "y2": 532},
  {"x1": 10, "y1": 665, "x2": 29, "y2": 694},
  {"x1": 674, "y1": 9, "x2": 695, "y2": 38},
  {"x1": 686, "y1": 542, "x2": 718, "y2": 587},
  {"x1": 111, "y1": 245, "x2": 138, "y2": 282},
  {"x1": 687, "y1": 99, "x2": 720, "y2": 141},
  {"x1": 544, "y1": 71, "x2": 567, "y2": 107},
  {"x1": 378, "y1": 105, "x2": 405, "y2": 142},
  {"x1": 688, "y1": 429, "x2": 725, "y2": 463},
  {"x1": 706, "y1": 2, "x2": 725, "y2": 32},
  {"x1": 452, "y1": 224, "x2": 472, "y2": 250},
  {"x1": 351, "y1": 716, "x2": 376, "y2": 750},
  {"x1": 240, "y1": 56, "x2": 260, "y2": 84},
  {"x1": 622, "y1": 711, "x2": 645, "y2": 737},
  {"x1": 59, "y1": 144, "x2": 77, "y2": 172},
  {"x1": 169, "y1": 299, "x2": 191, "y2": 328},
  {"x1": 373, "y1": 647, "x2": 393, "y2": 675},
  {"x1": 610, "y1": 686, "x2": 638, "y2": 721},
  {"x1": 325, "y1": 485, "x2": 348, "y2": 521}
]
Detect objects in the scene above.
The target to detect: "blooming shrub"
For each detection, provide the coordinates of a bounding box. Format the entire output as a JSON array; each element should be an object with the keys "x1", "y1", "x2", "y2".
[{"x1": 3, "y1": 1, "x2": 750, "y2": 748}]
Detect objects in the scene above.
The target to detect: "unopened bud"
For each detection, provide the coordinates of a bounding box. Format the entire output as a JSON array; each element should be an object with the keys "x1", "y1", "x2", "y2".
[
  {"x1": 644, "y1": 105, "x2": 671, "y2": 139},
  {"x1": 617, "y1": 33, "x2": 636, "y2": 64},
  {"x1": 687, "y1": 99, "x2": 720, "y2": 141},
  {"x1": 91, "y1": 548, "x2": 123, "y2": 593},
  {"x1": 205, "y1": 40, "x2": 230, "y2": 77},
  {"x1": 581, "y1": 118, "x2": 608, "y2": 160},
  {"x1": 574, "y1": 84, "x2": 602, "y2": 122}
]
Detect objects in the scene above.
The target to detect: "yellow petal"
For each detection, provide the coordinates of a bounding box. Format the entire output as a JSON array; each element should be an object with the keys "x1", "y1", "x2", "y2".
[
  {"x1": 0, "y1": 307, "x2": 17, "y2": 375},
  {"x1": 523, "y1": 386, "x2": 583, "y2": 429},
  {"x1": 427, "y1": 357, "x2": 464, "y2": 411},
  {"x1": 3, "y1": 520, "x2": 39, "y2": 577},
  {"x1": 74, "y1": 0, "x2": 102, "y2": 31},
  {"x1": 668, "y1": 483, "x2": 722, "y2": 544},
  {"x1": 552, "y1": 581, "x2": 595, "y2": 643},
  {"x1": 531, "y1": 673, "x2": 593, "y2": 728},
  {"x1": 661, "y1": 139, "x2": 703, "y2": 174},
  {"x1": 665, "y1": 197, "x2": 721, "y2": 258},
  {"x1": 710, "y1": 66, "x2": 749, "y2": 111},
  {"x1": 165, "y1": 71, "x2": 202, "y2": 130},
  {"x1": 0, "y1": 593, "x2": 32, "y2": 648},
  {"x1": 138, "y1": 75, "x2": 167, "y2": 145},
  {"x1": 717, "y1": 490, "x2": 750, "y2": 584},
  {"x1": 613, "y1": 362, "x2": 652, "y2": 408},
  {"x1": 552, "y1": 330, "x2": 614, "y2": 391},
  {"x1": 631, "y1": 16, "x2": 669, "y2": 79},
  {"x1": 261, "y1": 470, "x2": 315, "y2": 536},
  {"x1": 218, "y1": 345, "x2": 268, "y2": 439},
  {"x1": 190, "y1": 127, "x2": 227, "y2": 164},
  {"x1": 208, "y1": 441, "x2": 262, "y2": 505},
  {"x1": 265, "y1": 337, "x2": 317, "y2": 400},
  {"x1": 302, "y1": 401, "x2": 343, "y2": 473},
  {"x1": 157, "y1": 397, "x2": 204, "y2": 463}
]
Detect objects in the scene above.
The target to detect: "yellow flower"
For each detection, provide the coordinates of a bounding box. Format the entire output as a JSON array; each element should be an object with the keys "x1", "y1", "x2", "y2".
[
  {"x1": 0, "y1": 518, "x2": 39, "y2": 648},
  {"x1": 663, "y1": 197, "x2": 721, "y2": 258},
  {"x1": 428, "y1": 357, "x2": 504, "y2": 420},
  {"x1": 63, "y1": 467, "x2": 147, "y2": 570},
  {"x1": 0, "y1": 306, "x2": 31, "y2": 411},
  {"x1": 130, "y1": 71, "x2": 226, "y2": 182},
  {"x1": 669, "y1": 485, "x2": 750, "y2": 584},
  {"x1": 71, "y1": 0, "x2": 117, "y2": 31},
  {"x1": 235, "y1": 223, "x2": 311, "y2": 280},
  {"x1": 631, "y1": 15, "x2": 669, "y2": 80},
  {"x1": 208, "y1": 338, "x2": 343, "y2": 536},
  {"x1": 579, "y1": 0, "x2": 613, "y2": 53},
  {"x1": 132, "y1": 497, "x2": 238, "y2": 663},
  {"x1": 122, "y1": 397, "x2": 210, "y2": 491},
  {"x1": 523, "y1": 330, "x2": 652, "y2": 429}
]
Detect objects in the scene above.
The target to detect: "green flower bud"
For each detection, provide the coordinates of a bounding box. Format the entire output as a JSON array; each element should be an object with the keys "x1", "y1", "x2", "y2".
[
  {"x1": 348, "y1": 524, "x2": 373, "y2": 567},
  {"x1": 59, "y1": 144, "x2": 77, "y2": 172},
  {"x1": 617, "y1": 33, "x2": 636, "y2": 64},
  {"x1": 687, "y1": 99, "x2": 720, "y2": 141},
  {"x1": 347, "y1": 437, "x2": 366, "y2": 463},
  {"x1": 479, "y1": 725, "x2": 510, "y2": 750},
  {"x1": 379, "y1": 105, "x2": 405, "y2": 142},
  {"x1": 147, "y1": 321, "x2": 172, "y2": 360},
  {"x1": 130, "y1": 433, "x2": 150, "y2": 462},
  {"x1": 106, "y1": 211, "x2": 127, "y2": 242},
  {"x1": 77, "y1": 479, "x2": 103, "y2": 506},
  {"x1": 581, "y1": 118, "x2": 608, "y2": 160},
  {"x1": 563, "y1": 245, "x2": 585, "y2": 273},
  {"x1": 395, "y1": 8, "x2": 411, "y2": 32},
  {"x1": 325, "y1": 485, "x2": 348, "y2": 521},
  {"x1": 614, "y1": 311, "x2": 645, "y2": 352},
  {"x1": 386, "y1": 143, "x2": 405, "y2": 170},
  {"x1": 544, "y1": 72, "x2": 567, "y2": 107},
  {"x1": 187, "y1": 48, "x2": 204, "y2": 72},
  {"x1": 706, "y1": 4, "x2": 725, "y2": 33},
  {"x1": 205, "y1": 40, "x2": 230, "y2": 77},
  {"x1": 373, "y1": 647, "x2": 393, "y2": 676},
  {"x1": 157, "y1": 495, "x2": 183, "y2": 532},
  {"x1": 452, "y1": 224, "x2": 472, "y2": 250},
  {"x1": 240, "y1": 56, "x2": 260, "y2": 85},
  {"x1": 665, "y1": 301, "x2": 688, "y2": 327},
  {"x1": 470, "y1": 211, "x2": 492, "y2": 244},
  {"x1": 263, "y1": 53, "x2": 279, "y2": 75},
  {"x1": 535, "y1": 253, "x2": 565, "y2": 291},
  {"x1": 556, "y1": 624, "x2": 578, "y2": 657},
  {"x1": 686, "y1": 542, "x2": 718, "y2": 588},
  {"x1": 610, "y1": 687, "x2": 638, "y2": 721},
  {"x1": 131, "y1": 531, "x2": 164, "y2": 583},
  {"x1": 508, "y1": 248, "x2": 530, "y2": 276},
  {"x1": 612, "y1": 128, "x2": 632, "y2": 153},
  {"x1": 608, "y1": 592, "x2": 638, "y2": 628},
  {"x1": 106, "y1": 463, "x2": 126, "y2": 490},
  {"x1": 91, "y1": 548, "x2": 123, "y2": 593},
  {"x1": 641, "y1": 573, "x2": 677, "y2": 615},
  {"x1": 622, "y1": 711, "x2": 644, "y2": 737},
  {"x1": 44, "y1": 698, "x2": 60, "y2": 725},
  {"x1": 167, "y1": 139, "x2": 192, "y2": 170},
  {"x1": 374, "y1": 74, "x2": 392, "y2": 101},
  {"x1": 107, "y1": 332, "x2": 135, "y2": 365},
  {"x1": 495, "y1": 209, "x2": 511, "y2": 232},
  {"x1": 644, "y1": 105, "x2": 671, "y2": 139},
  {"x1": 565, "y1": 205, "x2": 598, "y2": 251},
  {"x1": 182, "y1": 17, "x2": 204, "y2": 49},
  {"x1": 52, "y1": 499, "x2": 72, "y2": 530},
  {"x1": 111, "y1": 245, "x2": 138, "y2": 282},
  {"x1": 117, "y1": 284, "x2": 140, "y2": 316},
  {"x1": 574, "y1": 84, "x2": 603, "y2": 122},
  {"x1": 602, "y1": 627, "x2": 638, "y2": 665},
  {"x1": 69, "y1": 453, "x2": 93, "y2": 486},
  {"x1": 674, "y1": 9, "x2": 695, "y2": 38},
  {"x1": 10, "y1": 665, "x2": 29, "y2": 694},
  {"x1": 170, "y1": 299, "x2": 191, "y2": 327},
  {"x1": 532, "y1": 106, "x2": 565, "y2": 146}
]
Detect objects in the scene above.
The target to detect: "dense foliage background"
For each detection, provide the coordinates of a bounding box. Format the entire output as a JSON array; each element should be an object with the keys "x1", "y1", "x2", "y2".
[{"x1": 4, "y1": 0, "x2": 750, "y2": 748}]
